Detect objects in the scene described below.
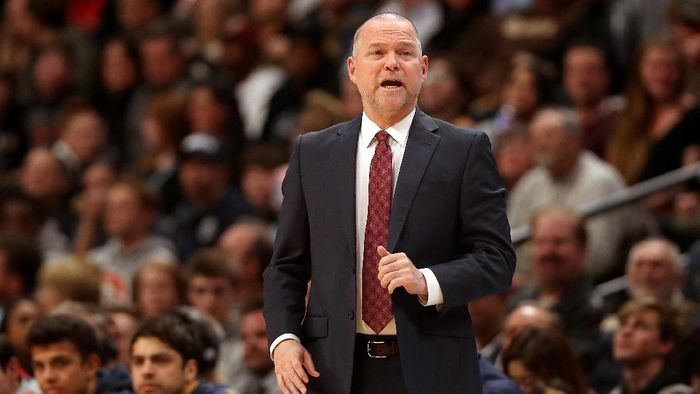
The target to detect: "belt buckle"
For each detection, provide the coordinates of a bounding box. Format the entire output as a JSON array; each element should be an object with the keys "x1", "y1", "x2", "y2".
[{"x1": 366, "y1": 340, "x2": 388, "y2": 359}]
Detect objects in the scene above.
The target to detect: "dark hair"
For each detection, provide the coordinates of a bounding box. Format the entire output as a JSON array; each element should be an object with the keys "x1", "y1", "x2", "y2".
[
  {"x1": 502, "y1": 326, "x2": 589, "y2": 394},
  {"x1": 240, "y1": 297, "x2": 264, "y2": 317},
  {"x1": 131, "y1": 313, "x2": 202, "y2": 365},
  {"x1": 26, "y1": 314, "x2": 100, "y2": 361},
  {"x1": 0, "y1": 335, "x2": 15, "y2": 369},
  {"x1": 617, "y1": 299, "x2": 682, "y2": 345},
  {"x1": 0, "y1": 234, "x2": 42, "y2": 296},
  {"x1": 530, "y1": 206, "x2": 588, "y2": 249},
  {"x1": 184, "y1": 248, "x2": 240, "y2": 287}
]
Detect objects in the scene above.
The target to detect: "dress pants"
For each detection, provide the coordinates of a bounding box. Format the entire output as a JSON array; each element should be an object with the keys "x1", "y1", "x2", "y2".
[{"x1": 351, "y1": 334, "x2": 409, "y2": 394}]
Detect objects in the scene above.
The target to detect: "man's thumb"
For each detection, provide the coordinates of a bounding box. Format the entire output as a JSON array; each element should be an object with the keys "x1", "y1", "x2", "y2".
[
  {"x1": 303, "y1": 350, "x2": 320, "y2": 377},
  {"x1": 377, "y1": 245, "x2": 390, "y2": 257}
]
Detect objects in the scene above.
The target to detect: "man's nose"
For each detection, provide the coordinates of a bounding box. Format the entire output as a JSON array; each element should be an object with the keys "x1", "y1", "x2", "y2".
[{"x1": 384, "y1": 53, "x2": 400, "y2": 70}]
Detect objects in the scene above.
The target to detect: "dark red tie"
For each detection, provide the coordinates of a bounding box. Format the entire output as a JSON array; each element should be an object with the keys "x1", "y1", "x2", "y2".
[{"x1": 362, "y1": 130, "x2": 393, "y2": 333}]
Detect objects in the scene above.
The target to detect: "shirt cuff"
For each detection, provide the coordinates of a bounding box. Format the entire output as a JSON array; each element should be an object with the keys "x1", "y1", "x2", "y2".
[
  {"x1": 418, "y1": 268, "x2": 443, "y2": 306},
  {"x1": 269, "y1": 333, "x2": 301, "y2": 360}
]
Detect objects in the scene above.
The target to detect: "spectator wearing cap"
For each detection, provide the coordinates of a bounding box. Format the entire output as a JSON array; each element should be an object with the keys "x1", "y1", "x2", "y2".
[
  {"x1": 89, "y1": 179, "x2": 177, "y2": 303},
  {"x1": 165, "y1": 133, "x2": 253, "y2": 261},
  {"x1": 668, "y1": 0, "x2": 700, "y2": 95}
]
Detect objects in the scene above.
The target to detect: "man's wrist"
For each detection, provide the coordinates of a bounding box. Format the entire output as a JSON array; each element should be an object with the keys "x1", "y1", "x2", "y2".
[{"x1": 269, "y1": 334, "x2": 301, "y2": 360}]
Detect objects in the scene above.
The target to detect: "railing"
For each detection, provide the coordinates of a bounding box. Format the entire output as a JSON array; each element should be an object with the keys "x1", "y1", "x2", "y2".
[{"x1": 509, "y1": 162, "x2": 700, "y2": 300}]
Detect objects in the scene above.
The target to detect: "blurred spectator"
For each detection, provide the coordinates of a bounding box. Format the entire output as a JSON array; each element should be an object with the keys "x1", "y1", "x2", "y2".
[
  {"x1": 502, "y1": 303, "x2": 559, "y2": 359},
  {"x1": 135, "y1": 92, "x2": 187, "y2": 214},
  {"x1": 0, "y1": 335, "x2": 25, "y2": 393},
  {"x1": 601, "y1": 238, "x2": 699, "y2": 335},
  {"x1": 27, "y1": 314, "x2": 102, "y2": 394},
  {"x1": 218, "y1": 218, "x2": 273, "y2": 304},
  {"x1": 668, "y1": 0, "x2": 700, "y2": 95},
  {"x1": 18, "y1": 147, "x2": 73, "y2": 258},
  {"x1": 562, "y1": 43, "x2": 622, "y2": 158},
  {"x1": 132, "y1": 260, "x2": 184, "y2": 318},
  {"x1": 187, "y1": 79, "x2": 246, "y2": 161},
  {"x1": 105, "y1": 306, "x2": 140, "y2": 367},
  {"x1": 240, "y1": 144, "x2": 287, "y2": 222},
  {"x1": 166, "y1": 133, "x2": 253, "y2": 260},
  {"x1": 34, "y1": 257, "x2": 102, "y2": 312},
  {"x1": 418, "y1": 56, "x2": 473, "y2": 126},
  {"x1": 507, "y1": 107, "x2": 629, "y2": 281},
  {"x1": 1, "y1": 298, "x2": 42, "y2": 374},
  {"x1": 291, "y1": 88, "x2": 348, "y2": 144},
  {"x1": 610, "y1": 299, "x2": 693, "y2": 394},
  {"x1": 113, "y1": 0, "x2": 164, "y2": 38},
  {"x1": 502, "y1": 326, "x2": 590, "y2": 394},
  {"x1": 93, "y1": 36, "x2": 140, "y2": 161},
  {"x1": 476, "y1": 56, "x2": 550, "y2": 140},
  {"x1": 426, "y1": 0, "x2": 490, "y2": 54},
  {"x1": 478, "y1": 354, "x2": 522, "y2": 394},
  {"x1": 507, "y1": 207, "x2": 602, "y2": 362},
  {"x1": 130, "y1": 313, "x2": 231, "y2": 394},
  {"x1": 0, "y1": 235, "x2": 42, "y2": 305},
  {"x1": 376, "y1": 0, "x2": 443, "y2": 45},
  {"x1": 248, "y1": 0, "x2": 292, "y2": 64},
  {"x1": 184, "y1": 248, "x2": 241, "y2": 339},
  {"x1": 125, "y1": 21, "x2": 189, "y2": 161},
  {"x1": 469, "y1": 290, "x2": 510, "y2": 364},
  {"x1": 0, "y1": 72, "x2": 28, "y2": 172},
  {"x1": 89, "y1": 179, "x2": 176, "y2": 303},
  {"x1": 493, "y1": 130, "x2": 533, "y2": 192},
  {"x1": 72, "y1": 160, "x2": 118, "y2": 255},
  {"x1": 0, "y1": 191, "x2": 44, "y2": 244},
  {"x1": 230, "y1": 298, "x2": 281, "y2": 394},
  {"x1": 189, "y1": 0, "x2": 238, "y2": 66},
  {"x1": 52, "y1": 106, "x2": 108, "y2": 187},
  {"x1": 606, "y1": 38, "x2": 700, "y2": 185}
]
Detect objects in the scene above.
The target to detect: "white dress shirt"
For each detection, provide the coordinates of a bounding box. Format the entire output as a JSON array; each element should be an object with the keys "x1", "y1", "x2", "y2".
[{"x1": 270, "y1": 109, "x2": 444, "y2": 355}]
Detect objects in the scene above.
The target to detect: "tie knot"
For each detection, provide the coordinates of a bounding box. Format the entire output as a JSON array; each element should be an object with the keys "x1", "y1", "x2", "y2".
[{"x1": 375, "y1": 130, "x2": 390, "y2": 144}]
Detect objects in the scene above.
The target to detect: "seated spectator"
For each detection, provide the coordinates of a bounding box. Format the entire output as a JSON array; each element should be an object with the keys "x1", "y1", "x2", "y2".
[
  {"x1": 470, "y1": 290, "x2": 510, "y2": 364},
  {"x1": 507, "y1": 107, "x2": 629, "y2": 282},
  {"x1": 1, "y1": 298, "x2": 41, "y2": 375},
  {"x1": 34, "y1": 257, "x2": 102, "y2": 312},
  {"x1": 27, "y1": 314, "x2": 103, "y2": 394},
  {"x1": 132, "y1": 260, "x2": 184, "y2": 318},
  {"x1": 239, "y1": 144, "x2": 288, "y2": 222},
  {"x1": 218, "y1": 218, "x2": 273, "y2": 303},
  {"x1": 610, "y1": 299, "x2": 693, "y2": 393},
  {"x1": 0, "y1": 334, "x2": 25, "y2": 393},
  {"x1": 229, "y1": 298, "x2": 280, "y2": 394},
  {"x1": 130, "y1": 313, "x2": 231, "y2": 394},
  {"x1": 502, "y1": 326, "x2": 590, "y2": 394},
  {"x1": 72, "y1": 160, "x2": 118, "y2": 255},
  {"x1": 602, "y1": 238, "x2": 699, "y2": 335},
  {"x1": 493, "y1": 130, "x2": 533, "y2": 191},
  {"x1": 185, "y1": 249, "x2": 241, "y2": 339},
  {"x1": 0, "y1": 234, "x2": 42, "y2": 306},
  {"x1": 508, "y1": 208, "x2": 602, "y2": 363},
  {"x1": 478, "y1": 354, "x2": 522, "y2": 394},
  {"x1": 105, "y1": 306, "x2": 140, "y2": 368},
  {"x1": 89, "y1": 179, "x2": 176, "y2": 303},
  {"x1": 418, "y1": 56, "x2": 473, "y2": 127},
  {"x1": 562, "y1": 42, "x2": 621, "y2": 158},
  {"x1": 502, "y1": 303, "x2": 560, "y2": 360},
  {"x1": 165, "y1": 133, "x2": 252, "y2": 260}
]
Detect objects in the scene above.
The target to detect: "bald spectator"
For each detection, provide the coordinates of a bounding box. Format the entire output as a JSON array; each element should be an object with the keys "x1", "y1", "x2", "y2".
[
  {"x1": 507, "y1": 107, "x2": 630, "y2": 282},
  {"x1": 508, "y1": 207, "x2": 602, "y2": 361},
  {"x1": 89, "y1": 180, "x2": 176, "y2": 303},
  {"x1": 610, "y1": 300, "x2": 693, "y2": 394},
  {"x1": 502, "y1": 303, "x2": 560, "y2": 357},
  {"x1": 218, "y1": 219, "x2": 273, "y2": 302},
  {"x1": 562, "y1": 43, "x2": 622, "y2": 158}
]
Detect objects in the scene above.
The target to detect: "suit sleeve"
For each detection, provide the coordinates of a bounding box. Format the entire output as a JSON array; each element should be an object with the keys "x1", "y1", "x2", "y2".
[
  {"x1": 429, "y1": 132, "x2": 516, "y2": 312},
  {"x1": 263, "y1": 136, "x2": 312, "y2": 343}
]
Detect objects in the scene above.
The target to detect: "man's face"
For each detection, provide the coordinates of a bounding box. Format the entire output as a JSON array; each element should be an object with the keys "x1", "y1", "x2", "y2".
[
  {"x1": 241, "y1": 310, "x2": 274, "y2": 376},
  {"x1": 502, "y1": 306, "x2": 555, "y2": 352},
  {"x1": 347, "y1": 18, "x2": 427, "y2": 124},
  {"x1": 130, "y1": 336, "x2": 196, "y2": 394},
  {"x1": 564, "y1": 47, "x2": 609, "y2": 108},
  {"x1": 613, "y1": 310, "x2": 672, "y2": 366},
  {"x1": 140, "y1": 38, "x2": 183, "y2": 89},
  {"x1": 31, "y1": 340, "x2": 99, "y2": 394},
  {"x1": 179, "y1": 160, "x2": 227, "y2": 209},
  {"x1": 530, "y1": 112, "x2": 575, "y2": 176},
  {"x1": 104, "y1": 184, "x2": 148, "y2": 239},
  {"x1": 627, "y1": 242, "x2": 680, "y2": 301},
  {"x1": 187, "y1": 275, "x2": 236, "y2": 324},
  {"x1": 530, "y1": 213, "x2": 585, "y2": 286}
]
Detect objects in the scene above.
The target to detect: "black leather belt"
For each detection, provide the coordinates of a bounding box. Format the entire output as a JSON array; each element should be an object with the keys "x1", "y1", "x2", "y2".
[{"x1": 356, "y1": 334, "x2": 400, "y2": 359}]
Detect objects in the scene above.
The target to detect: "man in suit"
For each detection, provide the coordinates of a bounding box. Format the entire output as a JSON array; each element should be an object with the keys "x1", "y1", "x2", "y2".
[{"x1": 263, "y1": 13, "x2": 515, "y2": 394}]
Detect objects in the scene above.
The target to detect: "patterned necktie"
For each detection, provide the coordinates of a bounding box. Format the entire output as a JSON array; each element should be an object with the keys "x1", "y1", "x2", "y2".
[{"x1": 362, "y1": 130, "x2": 394, "y2": 334}]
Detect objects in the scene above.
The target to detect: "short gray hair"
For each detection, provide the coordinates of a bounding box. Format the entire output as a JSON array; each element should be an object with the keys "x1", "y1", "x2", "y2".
[{"x1": 351, "y1": 13, "x2": 422, "y2": 57}]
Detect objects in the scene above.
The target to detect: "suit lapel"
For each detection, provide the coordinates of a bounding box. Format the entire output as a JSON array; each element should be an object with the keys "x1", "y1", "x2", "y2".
[
  {"x1": 388, "y1": 110, "x2": 440, "y2": 251},
  {"x1": 329, "y1": 117, "x2": 361, "y2": 259}
]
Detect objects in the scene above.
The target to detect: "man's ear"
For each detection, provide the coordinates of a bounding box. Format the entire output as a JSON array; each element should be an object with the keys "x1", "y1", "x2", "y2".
[
  {"x1": 86, "y1": 353, "x2": 101, "y2": 376},
  {"x1": 347, "y1": 57, "x2": 356, "y2": 84},
  {"x1": 183, "y1": 358, "x2": 198, "y2": 383}
]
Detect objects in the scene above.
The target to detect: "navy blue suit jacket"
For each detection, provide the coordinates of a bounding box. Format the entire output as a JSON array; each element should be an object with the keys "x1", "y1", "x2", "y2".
[{"x1": 263, "y1": 109, "x2": 516, "y2": 393}]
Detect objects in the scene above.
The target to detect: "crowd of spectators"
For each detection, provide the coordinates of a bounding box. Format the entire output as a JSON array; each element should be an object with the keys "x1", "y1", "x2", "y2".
[{"x1": 1, "y1": 0, "x2": 700, "y2": 393}]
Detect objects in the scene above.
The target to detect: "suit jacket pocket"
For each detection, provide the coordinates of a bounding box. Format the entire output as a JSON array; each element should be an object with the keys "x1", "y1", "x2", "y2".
[{"x1": 302, "y1": 315, "x2": 328, "y2": 339}]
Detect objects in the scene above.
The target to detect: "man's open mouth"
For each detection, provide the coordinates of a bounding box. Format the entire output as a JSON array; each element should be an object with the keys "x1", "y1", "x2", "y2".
[{"x1": 381, "y1": 79, "x2": 404, "y2": 88}]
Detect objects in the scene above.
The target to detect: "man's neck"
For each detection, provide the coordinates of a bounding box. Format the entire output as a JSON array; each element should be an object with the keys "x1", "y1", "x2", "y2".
[
  {"x1": 623, "y1": 358, "x2": 665, "y2": 393},
  {"x1": 118, "y1": 233, "x2": 148, "y2": 252},
  {"x1": 364, "y1": 107, "x2": 415, "y2": 130}
]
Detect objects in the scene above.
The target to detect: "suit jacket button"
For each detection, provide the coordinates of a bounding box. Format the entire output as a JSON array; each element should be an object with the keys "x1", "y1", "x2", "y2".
[{"x1": 348, "y1": 311, "x2": 354, "y2": 320}]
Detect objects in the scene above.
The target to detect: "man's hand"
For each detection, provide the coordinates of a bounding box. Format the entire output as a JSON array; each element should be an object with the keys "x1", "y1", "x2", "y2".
[
  {"x1": 377, "y1": 246, "x2": 428, "y2": 297},
  {"x1": 273, "y1": 339, "x2": 320, "y2": 394}
]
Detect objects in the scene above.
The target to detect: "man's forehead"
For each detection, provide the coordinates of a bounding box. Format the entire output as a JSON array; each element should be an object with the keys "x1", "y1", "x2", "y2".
[
  {"x1": 132, "y1": 336, "x2": 177, "y2": 355},
  {"x1": 32, "y1": 340, "x2": 81, "y2": 358}
]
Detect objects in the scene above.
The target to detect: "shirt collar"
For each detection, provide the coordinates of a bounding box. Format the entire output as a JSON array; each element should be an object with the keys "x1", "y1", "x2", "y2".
[{"x1": 360, "y1": 108, "x2": 415, "y2": 148}]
